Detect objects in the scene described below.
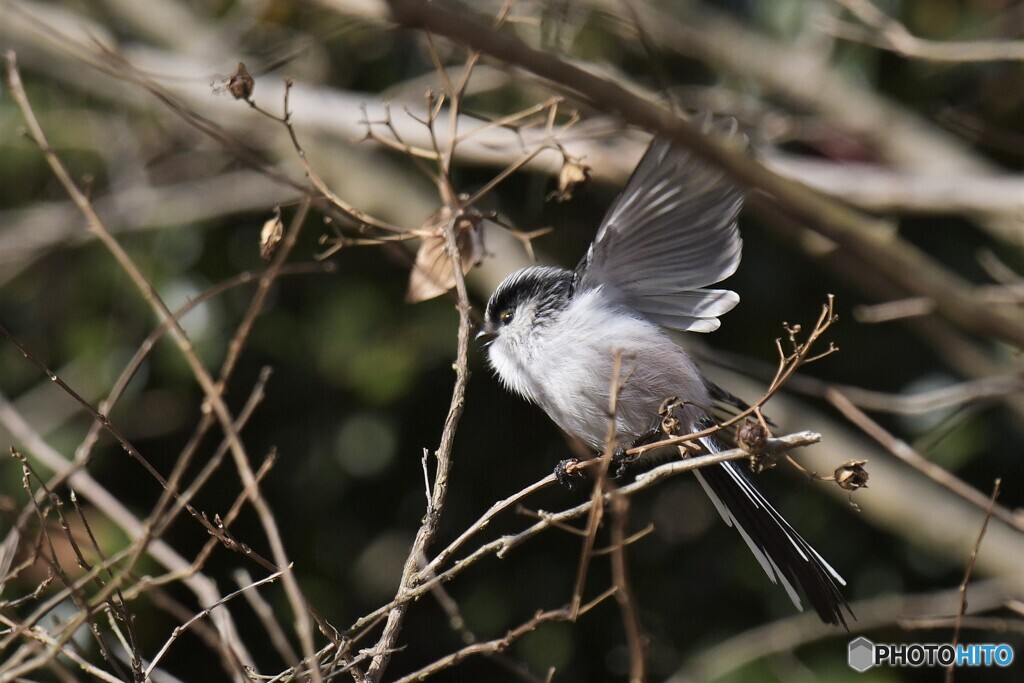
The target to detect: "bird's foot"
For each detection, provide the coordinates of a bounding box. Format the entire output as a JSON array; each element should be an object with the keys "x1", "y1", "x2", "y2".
[
  {"x1": 611, "y1": 445, "x2": 639, "y2": 479},
  {"x1": 554, "y1": 458, "x2": 584, "y2": 490}
]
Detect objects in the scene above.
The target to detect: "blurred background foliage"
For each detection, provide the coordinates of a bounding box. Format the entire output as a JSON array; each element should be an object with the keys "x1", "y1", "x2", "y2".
[{"x1": 1, "y1": 0, "x2": 1024, "y2": 681}]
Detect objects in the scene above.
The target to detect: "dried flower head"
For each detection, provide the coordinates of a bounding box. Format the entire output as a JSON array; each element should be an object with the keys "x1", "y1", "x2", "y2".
[
  {"x1": 227, "y1": 62, "x2": 254, "y2": 100},
  {"x1": 738, "y1": 420, "x2": 768, "y2": 454},
  {"x1": 548, "y1": 157, "x2": 590, "y2": 202},
  {"x1": 658, "y1": 396, "x2": 683, "y2": 436},
  {"x1": 834, "y1": 460, "x2": 869, "y2": 491},
  {"x1": 260, "y1": 209, "x2": 284, "y2": 261}
]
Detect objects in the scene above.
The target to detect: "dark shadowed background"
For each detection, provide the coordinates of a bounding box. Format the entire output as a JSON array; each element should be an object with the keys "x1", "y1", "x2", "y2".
[{"x1": 1, "y1": 0, "x2": 1023, "y2": 681}]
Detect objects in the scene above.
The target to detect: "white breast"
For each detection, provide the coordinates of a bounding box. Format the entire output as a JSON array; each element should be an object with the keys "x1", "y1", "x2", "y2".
[{"x1": 488, "y1": 288, "x2": 711, "y2": 450}]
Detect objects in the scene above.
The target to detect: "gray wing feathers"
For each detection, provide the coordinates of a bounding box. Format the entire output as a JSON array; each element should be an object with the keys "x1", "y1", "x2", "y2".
[
  {"x1": 632, "y1": 291, "x2": 738, "y2": 333},
  {"x1": 580, "y1": 119, "x2": 746, "y2": 332}
]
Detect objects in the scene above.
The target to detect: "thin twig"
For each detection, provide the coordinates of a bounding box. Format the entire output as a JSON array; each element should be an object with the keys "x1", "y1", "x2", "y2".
[
  {"x1": 825, "y1": 389, "x2": 1023, "y2": 532},
  {"x1": 0, "y1": 391, "x2": 251, "y2": 679},
  {"x1": 390, "y1": 589, "x2": 616, "y2": 683},
  {"x1": 8, "y1": 449, "x2": 135, "y2": 681},
  {"x1": 146, "y1": 568, "x2": 287, "y2": 678},
  {"x1": 70, "y1": 261, "x2": 331, "y2": 479},
  {"x1": 349, "y1": 432, "x2": 821, "y2": 634},
  {"x1": 363, "y1": 141, "x2": 476, "y2": 683},
  {"x1": 71, "y1": 490, "x2": 143, "y2": 679},
  {"x1": 609, "y1": 494, "x2": 644, "y2": 683},
  {"x1": 630, "y1": 297, "x2": 837, "y2": 458},
  {"x1": 674, "y1": 578, "x2": 1011, "y2": 682},
  {"x1": 6, "y1": 52, "x2": 308, "y2": 674},
  {"x1": 5, "y1": 52, "x2": 254, "y2": 493},
  {"x1": 249, "y1": 80, "x2": 405, "y2": 237},
  {"x1": 946, "y1": 479, "x2": 1001, "y2": 683},
  {"x1": 421, "y1": 475, "x2": 554, "y2": 578},
  {"x1": 571, "y1": 350, "x2": 624, "y2": 618},
  {"x1": 6, "y1": 61, "x2": 333, "y2": 669},
  {"x1": 0, "y1": 614, "x2": 127, "y2": 683},
  {"x1": 383, "y1": 0, "x2": 1024, "y2": 350},
  {"x1": 701, "y1": 345, "x2": 1024, "y2": 416},
  {"x1": 827, "y1": 0, "x2": 1024, "y2": 62}
]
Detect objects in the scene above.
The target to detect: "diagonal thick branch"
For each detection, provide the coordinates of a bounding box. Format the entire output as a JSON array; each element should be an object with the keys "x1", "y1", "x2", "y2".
[{"x1": 383, "y1": 0, "x2": 1024, "y2": 350}]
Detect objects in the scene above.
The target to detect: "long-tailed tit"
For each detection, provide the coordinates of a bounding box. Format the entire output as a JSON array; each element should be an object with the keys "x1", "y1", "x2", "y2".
[{"x1": 479, "y1": 120, "x2": 851, "y2": 626}]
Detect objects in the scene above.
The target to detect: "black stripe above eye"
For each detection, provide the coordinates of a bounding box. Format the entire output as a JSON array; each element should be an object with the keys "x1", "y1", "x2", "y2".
[{"x1": 485, "y1": 267, "x2": 574, "y2": 324}]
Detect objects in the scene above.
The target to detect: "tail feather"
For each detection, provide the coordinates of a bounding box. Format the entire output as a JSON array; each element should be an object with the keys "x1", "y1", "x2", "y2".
[{"x1": 696, "y1": 435, "x2": 852, "y2": 628}]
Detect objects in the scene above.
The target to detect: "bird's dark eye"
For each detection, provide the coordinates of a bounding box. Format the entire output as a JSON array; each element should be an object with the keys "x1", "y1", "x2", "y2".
[{"x1": 498, "y1": 309, "x2": 514, "y2": 325}]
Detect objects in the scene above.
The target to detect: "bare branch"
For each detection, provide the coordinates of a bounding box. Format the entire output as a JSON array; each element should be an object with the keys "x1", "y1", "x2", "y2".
[
  {"x1": 828, "y1": 0, "x2": 1024, "y2": 62},
  {"x1": 825, "y1": 390, "x2": 1023, "y2": 533},
  {"x1": 146, "y1": 568, "x2": 286, "y2": 678},
  {"x1": 363, "y1": 107, "x2": 477, "y2": 683},
  {"x1": 674, "y1": 579, "x2": 1013, "y2": 682},
  {"x1": 946, "y1": 479, "x2": 1001, "y2": 683},
  {"x1": 390, "y1": 590, "x2": 616, "y2": 683},
  {"x1": 383, "y1": 0, "x2": 1024, "y2": 350},
  {"x1": 350, "y1": 431, "x2": 822, "y2": 634},
  {"x1": 609, "y1": 494, "x2": 644, "y2": 683}
]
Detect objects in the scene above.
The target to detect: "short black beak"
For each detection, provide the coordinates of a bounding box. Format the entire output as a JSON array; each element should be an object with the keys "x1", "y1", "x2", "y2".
[{"x1": 475, "y1": 321, "x2": 497, "y2": 341}]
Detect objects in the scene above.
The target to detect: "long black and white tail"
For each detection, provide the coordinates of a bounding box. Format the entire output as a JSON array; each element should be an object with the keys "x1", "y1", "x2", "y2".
[{"x1": 694, "y1": 433, "x2": 852, "y2": 627}]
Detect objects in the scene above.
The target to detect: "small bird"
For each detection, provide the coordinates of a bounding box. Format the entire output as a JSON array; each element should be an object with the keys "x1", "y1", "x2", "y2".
[{"x1": 479, "y1": 120, "x2": 851, "y2": 626}]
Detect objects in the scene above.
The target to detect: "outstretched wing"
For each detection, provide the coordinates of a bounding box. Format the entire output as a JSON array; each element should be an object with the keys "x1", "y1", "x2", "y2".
[{"x1": 577, "y1": 119, "x2": 746, "y2": 333}]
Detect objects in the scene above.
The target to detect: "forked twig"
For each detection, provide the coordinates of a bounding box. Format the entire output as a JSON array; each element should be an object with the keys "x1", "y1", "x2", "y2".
[
  {"x1": 629, "y1": 296, "x2": 838, "y2": 461},
  {"x1": 348, "y1": 431, "x2": 821, "y2": 635},
  {"x1": 146, "y1": 568, "x2": 287, "y2": 678},
  {"x1": 826, "y1": 390, "x2": 1022, "y2": 531},
  {"x1": 391, "y1": 589, "x2": 616, "y2": 683}
]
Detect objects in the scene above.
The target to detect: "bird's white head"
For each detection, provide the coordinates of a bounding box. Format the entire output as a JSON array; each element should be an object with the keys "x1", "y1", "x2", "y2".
[{"x1": 479, "y1": 266, "x2": 574, "y2": 392}]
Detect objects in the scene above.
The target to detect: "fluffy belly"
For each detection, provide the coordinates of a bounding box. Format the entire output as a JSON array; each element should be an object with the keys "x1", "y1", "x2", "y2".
[{"x1": 530, "y1": 344, "x2": 704, "y2": 450}]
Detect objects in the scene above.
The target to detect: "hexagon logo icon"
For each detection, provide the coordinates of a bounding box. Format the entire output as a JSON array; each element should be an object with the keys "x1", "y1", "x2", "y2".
[{"x1": 848, "y1": 637, "x2": 875, "y2": 672}]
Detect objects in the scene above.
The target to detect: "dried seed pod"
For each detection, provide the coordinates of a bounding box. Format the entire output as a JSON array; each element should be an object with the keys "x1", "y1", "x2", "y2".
[
  {"x1": 834, "y1": 460, "x2": 869, "y2": 491},
  {"x1": 549, "y1": 157, "x2": 590, "y2": 202},
  {"x1": 737, "y1": 420, "x2": 768, "y2": 454},
  {"x1": 227, "y1": 62, "x2": 254, "y2": 100},
  {"x1": 658, "y1": 396, "x2": 682, "y2": 436},
  {"x1": 260, "y1": 209, "x2": 284, "y2": 260}
]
